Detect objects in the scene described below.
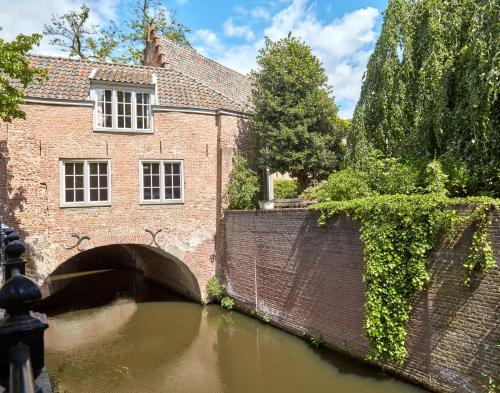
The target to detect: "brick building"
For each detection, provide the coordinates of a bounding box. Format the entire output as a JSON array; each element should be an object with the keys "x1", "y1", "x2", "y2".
[{"x1": 0, "y1": 34, "x2": 255, "y2": 301}]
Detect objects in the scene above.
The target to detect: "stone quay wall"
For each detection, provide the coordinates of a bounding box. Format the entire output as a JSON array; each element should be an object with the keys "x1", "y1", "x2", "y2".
[{"x1": 221, "y1": 208, "x2": 500, "y2": 393}]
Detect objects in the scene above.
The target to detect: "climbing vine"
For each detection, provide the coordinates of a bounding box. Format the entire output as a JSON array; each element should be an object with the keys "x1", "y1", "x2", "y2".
[{"x1": 312, "y1": 194, "x2": 497, "y2": 363}]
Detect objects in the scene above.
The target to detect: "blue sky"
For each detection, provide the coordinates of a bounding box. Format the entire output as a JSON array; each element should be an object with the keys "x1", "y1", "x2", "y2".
[{"x1": 0, "y1": 0, "x2": 388, "y2": 117}]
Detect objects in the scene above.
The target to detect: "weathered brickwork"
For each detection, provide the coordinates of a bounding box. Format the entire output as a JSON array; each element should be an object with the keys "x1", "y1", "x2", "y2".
[
  {"x1": 1, "y1": 103, "x2": 250, "y2": 300},
  {"x1": 221, "y1": 209, "x2": 500, "y2": 392}
]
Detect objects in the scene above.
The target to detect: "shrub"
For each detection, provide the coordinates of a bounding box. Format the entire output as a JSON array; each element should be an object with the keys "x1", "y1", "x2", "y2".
[
  {"x1": 220, "y1": 296, "x2": 235, "y2": 310},
  {"x1": 300, "y1": 168, "x2": 372, "y2": 202},
  {"x1": 205, "y1": 277, "x2": 223, "y2": 301},
  {"x1": 425, "y1": 160, "x2": 448, "y2": 196},
  {"x1": 226, "y1": 155, "x2": 260, "y2": 210},
  {"x1": 273, "y1": 179, "x2": 298, "y2": 199},
  {"x1": 365, "y1": 158, "x2": 421, "y2": 195},
  {"x1": 309, "y1": 334, "x2": 325, "y2": 348},
  {"x1": 439, "y1": 156, "x2": 470, "y2": 197}
]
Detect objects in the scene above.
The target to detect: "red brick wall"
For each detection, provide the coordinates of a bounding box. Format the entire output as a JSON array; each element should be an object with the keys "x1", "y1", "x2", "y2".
[
  {"x1": 221, "y1": 209, "x2": 500, "y2": 393},
  {"x1": 2, "y1": 103, "x2": 250, "y2": 300}
]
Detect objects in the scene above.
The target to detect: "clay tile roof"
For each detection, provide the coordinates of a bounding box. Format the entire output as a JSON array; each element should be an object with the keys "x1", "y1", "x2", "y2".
[
  {"x1": 92, "y1": 67, "x2": 152, "y2": 85},
  {"x1": 157, "y1": 38, "x2": 252, "y2": 107},
  {"x1": 22, "y1": 55, "x2": 247, "y2": 112}
]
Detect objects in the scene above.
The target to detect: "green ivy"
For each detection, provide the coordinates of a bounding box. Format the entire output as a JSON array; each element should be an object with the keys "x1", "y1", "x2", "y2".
[
  {"x1": 205, "y1": 276, "x2": 223, "y2": 302},
  {"x1": 226, "y1": 155, "x2": 260, "y2": 210},
  {"x1": 312, "y1": 194, "x2": 498, "y2": 363},
  {"x1": 460, "y1": 204, "x2": 496, "y2": 286}
]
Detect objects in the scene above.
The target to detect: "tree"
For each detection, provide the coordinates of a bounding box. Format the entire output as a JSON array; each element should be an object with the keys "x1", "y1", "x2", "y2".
[
  {"x1": 120, "y1": 0, "x2": 191, "y2": 64},
  {"x1": 349, "y1": 0, "x2": 499, "y2": 196},
  {"x1": 43, "y1": 1, "x2": 191, "y2": 64},
  {"x1": 0, "y1": 28, "x2": 46, "y2": 122},
  {"x1": 225, "y1": 155, "x2": 260, "y2": 210},
  {"x1": 43, "y1": 4, "x2": 119, "y2": 61},
  {"x1": 250, "y1": 34, "x2": 346, "y2": 192}
]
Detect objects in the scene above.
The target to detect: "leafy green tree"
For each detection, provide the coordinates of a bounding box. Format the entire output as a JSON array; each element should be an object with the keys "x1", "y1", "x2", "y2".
[
  {"x1": 120, "y1": 0, "x2": 191, "y2": 64},
  {"x1": 43, "y1": 1, "x2": 191, "y2": 64},
  {"x1": 226, "y1": 155, "x2": 260, "y2": 210},
  {"x1": 250, "y1": 34, "x2": 346, "y2": 192},
  {"x1": 349, "y1": 0, "x2": 499, "y2": 196},
  {"x1": 0, "y1": 28, "x2": 46, "y2": 122},
  {"x1": 273, "y1": 179, "x2": 298, "y2": 199},
  {"x1": 43, "y1": 4, "x2": 119, "y2": 61},
  {"x1": 301, "y1": 168, "x2": 372, "y2": 202}
]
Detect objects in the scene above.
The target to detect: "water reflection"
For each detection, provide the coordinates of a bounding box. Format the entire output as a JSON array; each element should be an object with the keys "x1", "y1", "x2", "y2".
[{"x1": 43, "y1": 270, "x2": 426, "y2": 393}]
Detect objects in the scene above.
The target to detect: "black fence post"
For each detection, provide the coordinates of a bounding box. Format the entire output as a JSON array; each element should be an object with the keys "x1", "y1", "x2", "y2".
[{"x1": 0, "y1": 226, "x2": 49, "y2": 392}]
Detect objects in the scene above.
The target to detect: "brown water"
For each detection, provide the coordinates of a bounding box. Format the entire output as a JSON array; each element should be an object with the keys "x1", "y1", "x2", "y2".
[{"x1": 42, "y1": 269, "x2": 427, "y2": 393}]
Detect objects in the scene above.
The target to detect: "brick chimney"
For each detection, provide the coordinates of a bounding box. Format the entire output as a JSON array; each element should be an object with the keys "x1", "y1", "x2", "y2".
[{"x1": 143, "y1": 25, "x2": 166, "y2": 67}]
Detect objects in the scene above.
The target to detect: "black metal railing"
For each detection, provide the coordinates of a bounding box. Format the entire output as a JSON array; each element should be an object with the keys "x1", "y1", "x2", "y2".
[{"x1": 0, "y1": 224, "x2": 49, "y2": 393}]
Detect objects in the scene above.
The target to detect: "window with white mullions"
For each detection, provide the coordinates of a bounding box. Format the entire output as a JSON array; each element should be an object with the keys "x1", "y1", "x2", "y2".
[
  {"x1": 117, "y1": 90, "x2": 132, "y2": 129},
  {"x1": 64, "y1": 162, "x2": 85, "y2": 203},
  {"x1": 140, "y1": 160, "x2": 183, "y2": 203},
  {"x1": 96, "y1": 89, "x2": 112, "y2": 128},
  {"x1": 61, "y1": 160, "x2": 111, "y2": 206},
  {"x1": 89, "y1": 162, "x2": 109, "y2": 202},
  {"x1": 164, "y1": 162, "x2": 182, "y2": 200},
  {"x1": 142, "y1": 162, "x2": 161, "y2": 201},
  {"x1": 136, "y1": 92, "x2": 150, "y2": 130},
  {"x1": 93, "y1": 87, "x2": 152, "y2": 132}
]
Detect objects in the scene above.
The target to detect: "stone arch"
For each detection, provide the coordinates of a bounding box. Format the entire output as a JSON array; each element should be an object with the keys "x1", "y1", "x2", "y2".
[{"x1": 44, "y1": 242, "x2": 202, "y2": 302}]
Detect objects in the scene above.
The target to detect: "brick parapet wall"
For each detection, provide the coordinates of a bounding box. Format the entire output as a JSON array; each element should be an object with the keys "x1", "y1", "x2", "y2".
[{"x1": 221, "y1": 208, "x2": 500, "y2": 393}]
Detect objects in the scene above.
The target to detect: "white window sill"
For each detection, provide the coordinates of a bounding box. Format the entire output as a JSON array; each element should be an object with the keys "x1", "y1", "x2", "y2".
[
  {"x1": 139, "y1": 200, "x2": 184, "y2": 206},
  {"x1": 93, "y1": 128, "x2": 154, "y2": 134},
  {"x1": 60, "y1": 203, "x2": 112, "y2": 208}
]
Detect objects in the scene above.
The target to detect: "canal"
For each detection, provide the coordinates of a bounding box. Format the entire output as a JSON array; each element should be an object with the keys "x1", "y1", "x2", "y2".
[{"x1": 40, "y1": 269, "x2": 427, "y2": 393}]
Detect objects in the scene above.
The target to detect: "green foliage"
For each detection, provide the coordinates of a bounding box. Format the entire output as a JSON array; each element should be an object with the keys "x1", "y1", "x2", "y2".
[
  {"x1": 261, "y1": 311, "x2": 270, "y2": 323},
  {"x1": 439, "y1": 156, "x2": 470, "y2": 197},
  {"x1": 365, "y1": 157, "x2": 422, "y2": 195},
  {"x1": 43, "y1": 4, "x2": 119, "y2": 61},
  {"x1": 301, "y1": 168, "x2": 372, "y2": 202},
  {"x1": 250, "y1": 33, "x2": 346, "y2": 191},
  {"x1": 312, "y1": 194, "x2": 497, "y2": 363},
  {"x1": 44, "y1": 0, "x2": 191, "y2": 64},
  {"x1": 424, "y1": 160, "x2": 448, "y2": 196},
  {"x1": 205, "y1": 276, "x2": 223, "y2": 301},
  {"x1": 461, "y1": 204, "x2": 495, "y2": 285},
  {"x1": 302, "y1": 156, "x2": 472, "y2": 202},
  {"x1": 483, "y1": 373, "x2": 500, "y2": 393},
  {"x1": 273, "y1": 179, "x2": 298, "y2": 199},
  {"x1": 226, "y1": 155, "x2": 260, "y2": 210},
  {"x1": 119, "y1": 0, "x2": 191, "y2": 64},
  {"x1": 349, "y1": 0, "x2": 500, "y2": 196},
  {"x1": 309, "y1": 334, "x2": 325, "y2": 348},
  {"x1": 220, "y1": 296, "x2": 235, "y2": 310},
  {"x1": 0, "y1": 28, "x2": 46, "y2": 122}
]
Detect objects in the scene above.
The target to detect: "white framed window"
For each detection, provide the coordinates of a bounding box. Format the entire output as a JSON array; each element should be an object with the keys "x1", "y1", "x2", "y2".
[
  {"x1": 140, "y1": 160, "x2": 183, "y2": 204},
  {"x1": 93, "y1": 86, "x2": 153, "y2": 132},
  {"x1": 60, "y1": 159, "x2": 111, "y2": 207}
]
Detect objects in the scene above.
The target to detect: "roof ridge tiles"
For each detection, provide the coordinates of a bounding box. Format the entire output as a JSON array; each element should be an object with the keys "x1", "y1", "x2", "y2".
[{"x1": 27, "y1": 53, "x2": 161, "y2": 71}]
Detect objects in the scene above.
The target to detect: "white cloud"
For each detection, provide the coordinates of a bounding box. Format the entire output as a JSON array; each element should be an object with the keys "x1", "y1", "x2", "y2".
[
  {"x1": 193, "y1": 29, "x2": 224, "y2": 57},
  {"x1": 195, "y1": 0, "x2": 380, "y2": 118},
  {"x1": 176, "y1": 0, "x2": 188, "y2": 5},
  {"x1": 223, "y1": 19, "x2": 255, "y2": 42},
  {"x1": 251, "y1": 6, "x2": 270, "y2": 20},
  {"x1": 0, "y1": 0, "x2": 120, "y2": 56}
]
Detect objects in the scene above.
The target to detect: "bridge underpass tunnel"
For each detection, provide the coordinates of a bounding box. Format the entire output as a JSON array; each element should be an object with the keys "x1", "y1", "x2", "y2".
[{"x1": 40, "y1": 244, "x2": 201, "y2": 311}]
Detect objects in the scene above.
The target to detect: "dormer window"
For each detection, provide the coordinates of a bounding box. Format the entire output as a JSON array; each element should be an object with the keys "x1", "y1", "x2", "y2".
[{"x1": 93, "y1": 86, "x2": 152, "y2": 132}]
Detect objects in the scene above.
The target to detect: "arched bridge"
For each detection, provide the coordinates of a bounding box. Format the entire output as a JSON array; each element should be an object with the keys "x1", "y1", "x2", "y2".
[{"x1": 32, "y1": 228, "x2": 217, "y2": 303}]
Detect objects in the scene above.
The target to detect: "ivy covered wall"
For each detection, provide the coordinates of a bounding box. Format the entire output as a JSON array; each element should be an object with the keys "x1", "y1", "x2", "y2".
[{"x1": 221, "y1": 208, "x2": 499, "y2": 393}]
